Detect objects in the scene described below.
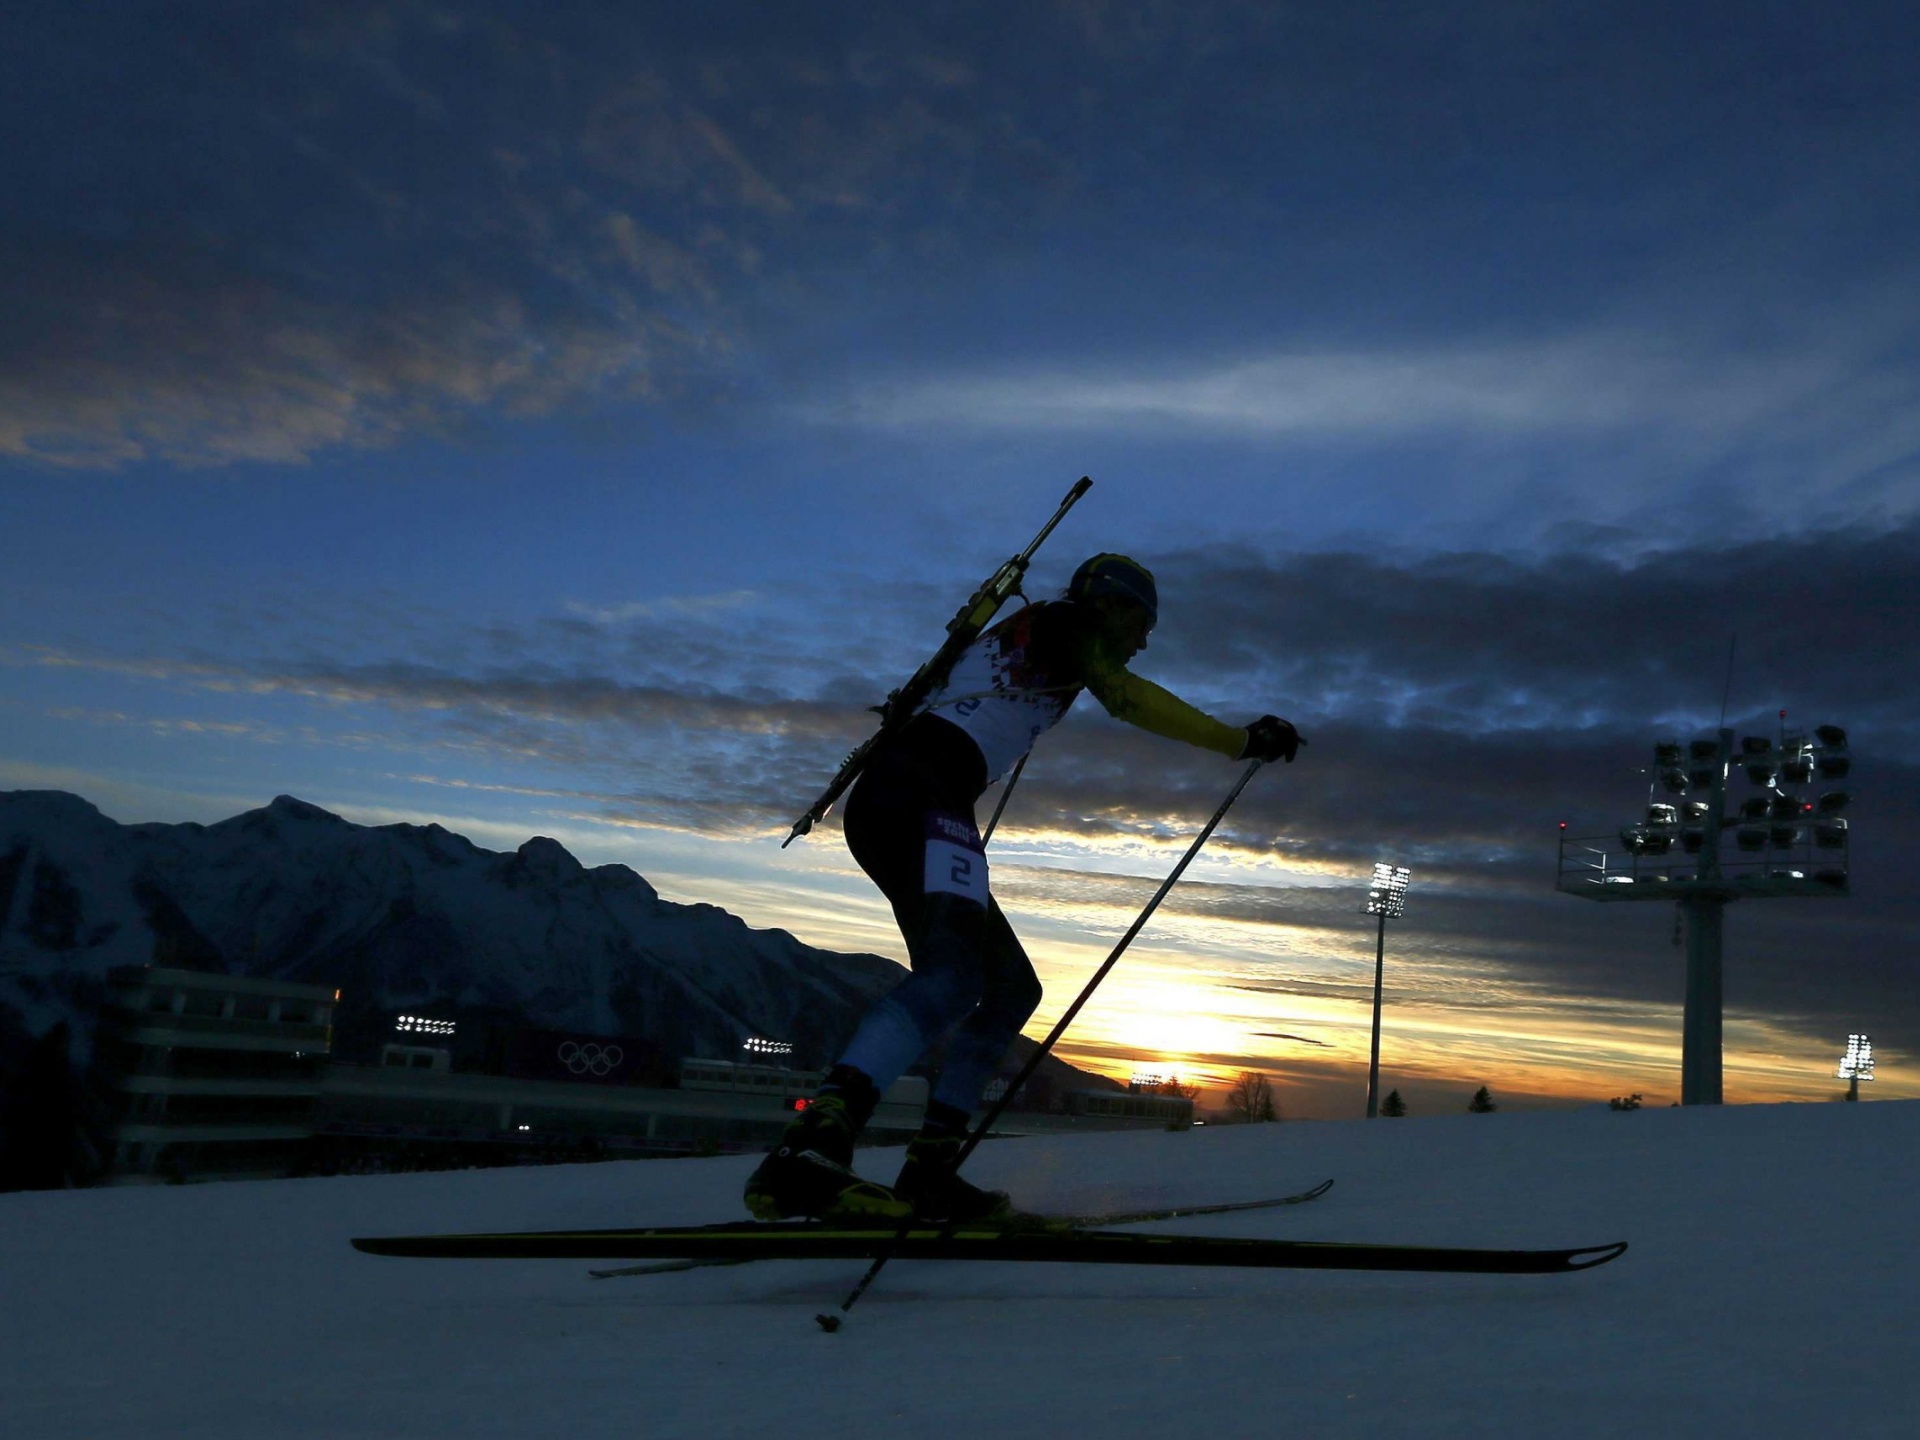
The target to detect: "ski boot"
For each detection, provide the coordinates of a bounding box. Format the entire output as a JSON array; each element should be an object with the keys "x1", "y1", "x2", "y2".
[
  {"x1": 892, "y1": 1129, "x2": 1014, "y2": 1226},
  {"x1": 743, "y1": 1093, "x2": 911, "y2": 1222}
]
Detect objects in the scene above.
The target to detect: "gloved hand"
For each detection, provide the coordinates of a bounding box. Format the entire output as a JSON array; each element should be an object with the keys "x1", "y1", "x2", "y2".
[{"x1": 1240, "y1": 715, "x2": 1303, "y2": 764}]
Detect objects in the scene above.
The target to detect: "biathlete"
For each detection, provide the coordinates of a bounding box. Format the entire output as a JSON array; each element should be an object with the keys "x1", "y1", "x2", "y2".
[{"x1": 745, "y1": 554, "x2": 1302, "y2": 1224}]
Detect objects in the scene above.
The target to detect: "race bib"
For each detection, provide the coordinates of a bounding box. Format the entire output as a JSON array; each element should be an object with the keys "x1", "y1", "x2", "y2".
[{"x1": 924, "y1": 813, "x2": 989, "y2": 904}]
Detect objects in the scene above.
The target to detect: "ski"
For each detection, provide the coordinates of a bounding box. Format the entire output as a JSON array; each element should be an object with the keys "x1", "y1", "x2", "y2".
[
  {"x1": 583, "y1": 1179, "x2": 1337, "y2": 1280},
  {"x1": 353, "y1": 1219, "x2": 1624, "y2": 1276},
  {"x1": 1062, "y1": 1176, "x2": 1334, "y2": 1229}
]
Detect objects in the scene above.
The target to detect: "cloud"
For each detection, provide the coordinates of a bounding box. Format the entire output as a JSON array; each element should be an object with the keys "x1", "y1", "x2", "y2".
[
  {"x1": 804, "y1": 310, "x2": 1920, "y2": 536},
  {"x1": 10, "y1": 518, "x2": 1915, "y2": 1087},
  {"x1": 565, "y1": 590, "x2": 762, "y2": 626},
  {"x1": 10, "y1": 4, "x2": 1919, "y2": 480},
  {"x1": 809, "y1": 334, "x2": 1850, "y2": 438},
  {"x1": 1253, "y1": 1032, "x2": 1332, "y2": 1047},
  {"x1": 0, "y1": 6, "x2": 1067, "y2": 470},
  {"x1": 16, "y1": 519, "x2": 1919, "y2": 860}
]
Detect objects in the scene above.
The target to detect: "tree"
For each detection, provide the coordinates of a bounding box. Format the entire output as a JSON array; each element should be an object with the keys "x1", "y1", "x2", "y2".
[
  {"x1": 1379, "y1": 1088, "x2": 1407, "y2": 1117},
  {"x1": 1609, "y1": 1093, "x2": 1643, "y2": 1111},
  {"x1": 1226, "y1": 1070, "x2": 1279, "y2": 1123},
  {"x1": 1468, "y1": 1085, "x2": 1497, "y2": 1113}
]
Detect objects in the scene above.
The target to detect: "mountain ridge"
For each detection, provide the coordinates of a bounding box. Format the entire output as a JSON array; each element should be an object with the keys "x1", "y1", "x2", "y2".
[{"x1": 0, "y1": 789, "x2": 906, "y2": 1071}]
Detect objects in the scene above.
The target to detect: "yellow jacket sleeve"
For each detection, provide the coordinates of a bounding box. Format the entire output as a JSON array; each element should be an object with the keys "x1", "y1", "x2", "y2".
[{"x1": 1083, "y1": 651, "x2": 1246, "y2": 759}]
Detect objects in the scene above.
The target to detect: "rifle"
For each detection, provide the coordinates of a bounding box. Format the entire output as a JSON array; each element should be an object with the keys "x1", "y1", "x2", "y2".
[{"x1": 782, "y1": 477, "x2": 1093, "y2": 847}]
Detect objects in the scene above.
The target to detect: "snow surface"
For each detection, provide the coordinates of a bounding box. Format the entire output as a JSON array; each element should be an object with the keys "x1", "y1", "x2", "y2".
[{"x1": 2, "y1": 1100, "x2": 1913, "y2": 1439}]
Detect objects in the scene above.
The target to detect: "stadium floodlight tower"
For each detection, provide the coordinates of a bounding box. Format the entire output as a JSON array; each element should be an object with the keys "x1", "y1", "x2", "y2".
[
  {"x1": 1838, "y1": 1034, "x2": 1874, "y2": 1102},
  {"x1": 1364, "y1": 863, "x2": 1411, "y2": 1120},
  {"x1": 1558, "y1": 715, "x2": 1852, "y2": 1105}
]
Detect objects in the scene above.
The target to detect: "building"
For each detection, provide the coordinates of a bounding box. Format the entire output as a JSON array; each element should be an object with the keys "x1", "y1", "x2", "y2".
[
  {"x1": 678, "y1": 1057, "x2": 825, "y2": 1100},
  {"x1": 1064, "y1": 1088, "x2": 1194, "y2": 1127},
  {"x1": 380, "y1": 1043, "x2": 452, "y2": 1072},
  {"x1": 88, "y1": 980, "x2": 1187, "y2": 1181},
  {"x1": 94, "y1": 966, "x2": 337, "y2": 1184},
  {"x1": 310, "y1": 1056, "x2": 933, "y2": 1167}
]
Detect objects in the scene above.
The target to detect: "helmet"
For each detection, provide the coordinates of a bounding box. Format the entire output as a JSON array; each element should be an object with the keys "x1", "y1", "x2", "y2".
[{"x1": 1068, "y1": 554, "x2": 1158, "y2": 626}]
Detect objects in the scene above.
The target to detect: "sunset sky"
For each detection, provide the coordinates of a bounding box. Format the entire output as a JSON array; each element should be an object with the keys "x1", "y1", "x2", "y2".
[{"x1": 4, "y1": 3, "x2": 1917, "y2": 1115}]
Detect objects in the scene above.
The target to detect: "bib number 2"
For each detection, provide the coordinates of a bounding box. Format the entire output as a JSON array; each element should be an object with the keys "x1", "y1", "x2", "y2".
[{"x1": 924, "y1": 813, "x2": 989, "y2": 905}]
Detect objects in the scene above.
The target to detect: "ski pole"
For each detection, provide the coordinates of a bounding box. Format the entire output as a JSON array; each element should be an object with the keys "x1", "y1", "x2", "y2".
[
  {"x1": 816, "y1": 757, "x2": 1267, "y2": 1332},
  {"x1": 979, "y1": 753, "x2": 1028, "y2": 845}
]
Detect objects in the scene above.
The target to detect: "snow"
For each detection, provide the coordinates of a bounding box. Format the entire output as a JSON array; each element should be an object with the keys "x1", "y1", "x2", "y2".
[{"x1": 3, "y1": 1100, "x2": 1913, "y2": 1439}]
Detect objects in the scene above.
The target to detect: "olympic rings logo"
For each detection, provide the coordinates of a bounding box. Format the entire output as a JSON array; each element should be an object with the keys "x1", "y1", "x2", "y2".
[{"x1": 556, "y1": 1040, "x2": 624, "y2": 1076}]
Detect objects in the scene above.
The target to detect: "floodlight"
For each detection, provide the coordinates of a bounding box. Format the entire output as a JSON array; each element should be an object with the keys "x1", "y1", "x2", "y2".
[
  {"x1": 1366, "y1": 863, "x2": 1411, "y2": 918},
  {"x1": 1558, "y1": 713, "x2": 1856, "y2": 1109},
  {"x1": 1837, "y1": 1033, "x2": 1874, "y2": 1082},
  {"x1": 743, "y1": 1036, "x2": 793, "y2": 1056},
  {"x1": 1363, "y1": 863, "x2": 1411, "y2": 1118}
]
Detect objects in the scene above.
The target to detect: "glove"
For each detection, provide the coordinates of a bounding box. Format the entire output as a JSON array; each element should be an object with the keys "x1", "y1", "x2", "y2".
[{"x1": 1240, "y1": 715, "x2": 1303, "y2": 764}]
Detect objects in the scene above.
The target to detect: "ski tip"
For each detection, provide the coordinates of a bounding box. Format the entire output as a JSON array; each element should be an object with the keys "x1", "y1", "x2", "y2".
[
  {"x1": 1564, "y1": 1240, "x2": 1629, "y2": 1271},
  {"x1": 816, "y1": 1312, "x2": 844, "y2": 1333}
]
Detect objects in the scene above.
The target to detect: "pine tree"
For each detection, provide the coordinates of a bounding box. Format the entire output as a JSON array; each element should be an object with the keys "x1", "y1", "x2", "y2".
[
  {"x1": 1380, "y1": 1088, "x2": 1407, "y2": 1117},
  {"x1": 1468, "y1": 1085, "x2": 1497, "y2": 1113}
]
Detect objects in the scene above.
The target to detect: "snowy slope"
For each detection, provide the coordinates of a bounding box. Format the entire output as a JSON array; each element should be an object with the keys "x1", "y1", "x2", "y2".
[
  {"x1": 2, "y1": 1099, "x2": 1913, "y2": 1440},
  {"x1": 0, "y1": 790, "x2": 904, "y2": 1066}
]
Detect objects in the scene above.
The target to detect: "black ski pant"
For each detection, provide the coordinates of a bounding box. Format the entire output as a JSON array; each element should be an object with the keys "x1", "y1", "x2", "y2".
[{"x1": 832, "y1": 744, "x2": 1041, "y2": 1120}]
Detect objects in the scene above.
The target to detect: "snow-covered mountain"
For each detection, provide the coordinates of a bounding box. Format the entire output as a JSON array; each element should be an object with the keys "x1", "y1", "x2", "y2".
[{"x1": 0, "y1": 790, "x2": 905, "y2": 1069}]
